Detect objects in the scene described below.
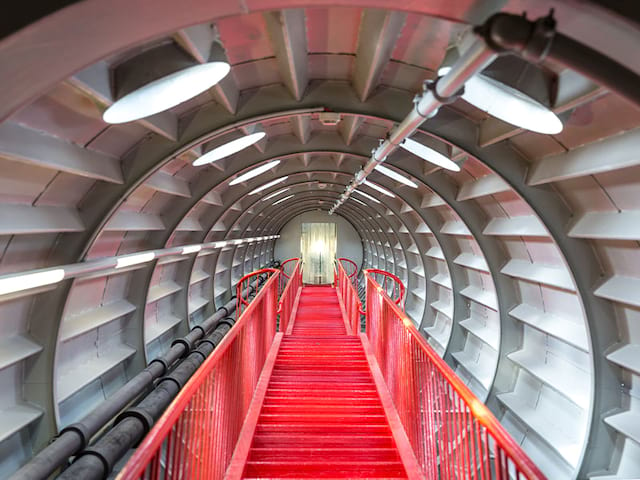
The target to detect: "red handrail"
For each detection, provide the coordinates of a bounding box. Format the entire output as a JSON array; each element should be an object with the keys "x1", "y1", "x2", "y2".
[
  {"x1": 236, "y1": 268, "x2": 278, "y2": 316},
  {"x1": 337, "y1": 257, "x2": 358, "y2": 282},
  {"x1": 336, "y1": 260, "x2": 362, "y2": 334},
  {"x1": 362, "y1": 270, "x2": 546, "y2": 480},
  {"x1": 276, "y1": 258, "x2": 302, "y2": 333},
  {"x1": 279, "y1": 257, "x2": 298, "y2": 280},
  {"x1": 116, "y1": 271, "x2": 281, "y2": 480},
  {"x1": 365, "y1": 268, "x2": 405, "y2": 309}
]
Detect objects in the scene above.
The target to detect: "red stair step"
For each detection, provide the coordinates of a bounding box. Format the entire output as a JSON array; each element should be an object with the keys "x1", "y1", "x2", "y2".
[{"x1": 239, "y1": 286, "x2": 408, "y2": 479}]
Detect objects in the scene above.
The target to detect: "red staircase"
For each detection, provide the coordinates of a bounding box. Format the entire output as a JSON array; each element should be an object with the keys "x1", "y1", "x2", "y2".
[
  {"x1": 117, "y1": 261, "x2": 546, "y2": 480},
  {"x1": 241, "y1": 286, "x2": 408, "y2": 478}
]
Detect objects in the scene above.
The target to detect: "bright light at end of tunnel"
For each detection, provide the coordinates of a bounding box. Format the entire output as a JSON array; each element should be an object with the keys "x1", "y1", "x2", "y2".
[
  {"x1": 248, "y1": 176, "x2": 288, "y2": 195},
  {"x1": 115, "y1": 252, "x2": 156, "y2": 269},
  {"x1": 312, "y1": 239, "x2": 326, "y2": 254},
  {"x1": 193, "y1": 132, "x2": 267, "y2": 166},
  {"x1": 439, "y1": 66, "x2": 563, "y2": 135},
  {"x1": 400, "y1": 138, "x2": 460, "y2": 172},
  {"x1": 374, "y1": 164, "x2": 418, "y2": 188},
  {"x1": 229, "y1": 160, "x2": 280, "y2": 186},
  {"x1": 0, "y1": 268, "x2": 65, "y2": 296},
  {"x1": 353, "y1": 189, "x2": 381, "y2": 204},
  {"x1": 103, "y1": 62, "x2": 230, "y2": 124},
  {"x1": 272, "y1": 194, "x2": 294, "y2": 205},
  {"x1": 364, "y1": 180, "x2": 395, "y2": 197}
]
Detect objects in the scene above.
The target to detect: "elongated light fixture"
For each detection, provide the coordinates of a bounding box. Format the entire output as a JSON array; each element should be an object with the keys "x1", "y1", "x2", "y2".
[
  {"x1": 350, "y1": 197, "x2": 367, "y2": 206},
  {"x1": 263, "y1": 188, "x2": 289, "y2": 201},
  {"x1": 104, "y1": 62, "x2": 230, "y2": 124},
  {"x1": 181, "y1": 245, "x2": 202, "y2": 255},
  {"x1": 115, "y1": 252, "x2": 155, "y2": 269},
  {"x1": 364, "y1": 180, "x2": 395, "y2": 198},
  {"x1": 194, "y1": 132, "x2": 267, "y2": 166},
  {"x1": 249, "y1": 176, "x2": 288, "y2": 195},
  {"x1": 272, "y1": 194, "x2": 294, "y2": 206},
  {"x1": 229, "y1": 160, "x2": 280, "y2": 186},
  {"x1": 438, "y1": 66, "x2": 562, "y2": 134},
  {"x1": 354, "y1": 189, "x2": 381, "y2": 204},
  {"x1": 400, "y1": 138, "x2": 461, "y2": 172},
  {"x1": 374, "y1": 165, "x2": 418, "y2": 188},
  {"x1": 0, "y1": 269, "x2": 65, "y2": 295}
]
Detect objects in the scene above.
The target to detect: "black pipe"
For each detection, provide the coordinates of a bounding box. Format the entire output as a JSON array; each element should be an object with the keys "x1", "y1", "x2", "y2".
[
  {"x1": 55, "y1": 265, "x2": 277, "y2": 479},
  {"x1": 56, "y1": 320, "x2": 235, "y2": 480},
  {"x1": 478, "y1": 12, "x2": 640, "y2": 107},
  {"x1": 11, "y1": 261, "x2": 278, "y2": 480},
  {"x1": 548, "y1": 34, "x2": 640, "y2": 107}
]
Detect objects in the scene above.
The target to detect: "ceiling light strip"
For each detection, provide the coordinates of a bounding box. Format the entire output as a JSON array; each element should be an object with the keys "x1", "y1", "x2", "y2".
[
  {"x1": 229, "y1": 160, "x2": 281, "y2": 185},
  {"x1": 374, "y1": 165, "x2": 418, "y2": 188},
  {"x1": 363, "y1": 180, "x2": 395, "y2": 197},
  {"x1": 272, "y1": 194, "x2": 294, "y2": 206},
  {"x1": 0, "y1": 235, "x2": 280, "y2": 297},
  {"x1": 194, "y1": 132, "x2": 267, "y2": 166}
]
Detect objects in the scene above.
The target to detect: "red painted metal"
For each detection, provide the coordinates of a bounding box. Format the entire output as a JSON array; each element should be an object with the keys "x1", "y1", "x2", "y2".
[
  {"x1": 234, "y1": 285, "x2": 414, "y2": 479},
  {"x1": 336, "y1": 259, "x2": 362, "y2": 334},
  {"x1": 279, "y1": 258, "x2": 299, "y2": 280},
  {"x1": 337, "y1": 257, "x2": 358, "y2": 282},
  {"x1": 116, "y1": 271, "x2": 281, "y2": 480},
  {"x1": 365, "y1": 268, "x2": 405, "y2": 310},
  {"x1": 361, "y1": 269, "x2": 547, "y2": 480},
  {"x1": 117, "y1": 259, "x2": 545, "y2": 480},
  {"x1": 237, "y1": 268, "x2": 279, "y2": 316},
  {"x1": 276, "y1": 258, "x2": 302, "y2": 334}
]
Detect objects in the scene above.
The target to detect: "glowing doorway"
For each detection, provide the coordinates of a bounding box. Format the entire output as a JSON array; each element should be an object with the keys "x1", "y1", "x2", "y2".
[{"x1": 301, "y1": 222, "x2": 337, "y2": 284}]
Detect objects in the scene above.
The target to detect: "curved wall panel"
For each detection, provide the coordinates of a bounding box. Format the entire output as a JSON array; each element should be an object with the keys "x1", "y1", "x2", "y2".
[{"x1": 0, "y1": 2, "x2": 638, "y2": 479}]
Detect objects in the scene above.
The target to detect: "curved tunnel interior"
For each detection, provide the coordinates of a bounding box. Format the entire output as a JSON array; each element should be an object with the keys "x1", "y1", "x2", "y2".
[{"x1": 0, "y1": 2, "x2": 639, "y2": 479}]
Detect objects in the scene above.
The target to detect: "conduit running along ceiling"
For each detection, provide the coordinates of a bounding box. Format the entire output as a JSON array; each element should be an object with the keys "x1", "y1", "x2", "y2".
[{"x1": 0, "y1": 2, "x2": 639, "y2": 479}]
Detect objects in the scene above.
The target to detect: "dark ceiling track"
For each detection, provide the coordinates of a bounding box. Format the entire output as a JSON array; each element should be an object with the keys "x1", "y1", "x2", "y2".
[{"x1": 9, "y1": 261, "x2": 280, "y2": 480}]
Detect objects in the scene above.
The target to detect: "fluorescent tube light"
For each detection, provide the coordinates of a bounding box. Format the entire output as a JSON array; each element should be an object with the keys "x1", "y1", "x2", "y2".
[
  {"x1": 439, "y1": 66, "x2": 562, "y2": 134},
  {"x1": 194, "y1": 132, "x2": 267, "y2": 166},
  {"x1": 249, "y1": 176, "x2": 288, "y2": 195},
  {"x1": 0, "y1": 269, "x2": 65, "y2": 295},
  {"x1": 400, "y1": 138, "x2": 460, "y2": 172},
  {"x1": 263, "y1": 188, "x2": 289, "y2": 201},
  {"x1": 272, "y1": 194, "x2": 294, "y2": 205},
  {"x1": 181, "y1": 245, "x2": 202, "y2": 255},
  {"x1": 354, "y1": 189, "x2": 381, "y2": 203},
  {"x1": 374, "y1": 164, "x2": 418, "y2": 188},
  {"x1": 115, "y1": 252, "x2": 155, "y2": 269},
  {"x1": 104, "y1": 62, "x2": 230, "y2": 124},
  {"x1": 364, "y1": 180, "x2": 395, "y2": 197},
  {"x1": 229, "y1": 160, "x2": 280, "y2": 186}
]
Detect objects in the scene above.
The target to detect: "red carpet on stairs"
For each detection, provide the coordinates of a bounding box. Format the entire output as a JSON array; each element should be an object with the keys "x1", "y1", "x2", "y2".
[{"x1": 242, "y1": 285, "x2": 409, "y2": 479}]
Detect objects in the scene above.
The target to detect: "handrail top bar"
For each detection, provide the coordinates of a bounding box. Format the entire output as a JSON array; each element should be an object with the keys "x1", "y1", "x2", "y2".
[
  {"x1": 336, "y1": 258, "x2": 358, "y2": 279},
  {"x1": 237, "y1": 267, "x2": 279, "y2": 287},
  {"x1": 277, "y1": 259, "x2": 302, "y2": 313},
  {"x1": 364, "y1": 268, "x2": 405, "y2": 306},
  {"x1": 280, "y1": 257, "x2": 300, "y2": 280},
  {"x1": 117, "y1": 271, "x2": 281, "y2": 479},
  {"x1": 362, "y1": 270, "x2": 545, "y2": 480}
]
